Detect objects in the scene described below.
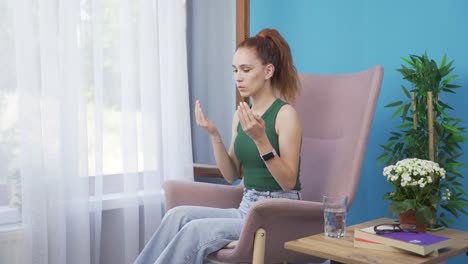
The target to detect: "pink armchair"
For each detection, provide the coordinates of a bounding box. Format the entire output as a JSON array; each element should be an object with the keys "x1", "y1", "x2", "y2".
[{"x1": 164, "y1": 65, "x2": 384, "y2": 263}]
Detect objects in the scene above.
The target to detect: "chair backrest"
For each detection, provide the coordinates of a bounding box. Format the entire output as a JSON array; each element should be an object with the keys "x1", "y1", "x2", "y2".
[{"x1": 295, "y1": 65, "x2": 383, "y2": 208}]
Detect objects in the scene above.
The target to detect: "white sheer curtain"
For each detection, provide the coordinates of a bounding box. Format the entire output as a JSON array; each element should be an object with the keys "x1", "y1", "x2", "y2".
[{"x1": 2, "y1": 0, "x2": 193, "y2": 263}]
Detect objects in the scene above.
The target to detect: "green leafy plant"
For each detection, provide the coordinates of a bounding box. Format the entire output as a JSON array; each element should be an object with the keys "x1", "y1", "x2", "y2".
[{"x1": 378, "y1": 53, "x2": 468, "y2": 226}]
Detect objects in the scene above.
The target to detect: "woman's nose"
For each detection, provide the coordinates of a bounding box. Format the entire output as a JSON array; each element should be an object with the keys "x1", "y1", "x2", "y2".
[{"x1": 235, "y1": 72, "x2": 242, "y2": 82}]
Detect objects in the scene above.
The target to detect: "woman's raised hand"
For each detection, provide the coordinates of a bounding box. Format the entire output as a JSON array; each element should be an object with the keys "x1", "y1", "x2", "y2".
[
  {"x1": 237, "y1": 102, "x2": 266, "y2": 142},
  {"x1": 195, "y1": 100, "x2": 219, "y2": 137}
]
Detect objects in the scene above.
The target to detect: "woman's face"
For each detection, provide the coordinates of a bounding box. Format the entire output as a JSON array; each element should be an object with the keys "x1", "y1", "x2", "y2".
[{"x1": 232, "y1": 47, "x2": 272, "y2": 98}]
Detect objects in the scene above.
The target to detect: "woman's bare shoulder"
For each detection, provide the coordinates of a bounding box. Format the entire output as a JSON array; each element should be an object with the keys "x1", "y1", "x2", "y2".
[
  {"x1": 276, "y1": 103, "x2": 301, "y2": 131},
  {"x1": 278, "y1": 104, "x2": 299, "y2": 120}
]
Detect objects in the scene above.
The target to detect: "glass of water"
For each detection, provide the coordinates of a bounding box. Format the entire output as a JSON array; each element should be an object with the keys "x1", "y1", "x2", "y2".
[{"x1": 323, "y1": 194, "x2": 348, "y2": 238}]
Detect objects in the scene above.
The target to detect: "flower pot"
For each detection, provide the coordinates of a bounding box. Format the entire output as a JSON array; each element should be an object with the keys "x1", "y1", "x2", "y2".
[{"x1": 399, "y1": 209, "x2": 427, "y2": 233}]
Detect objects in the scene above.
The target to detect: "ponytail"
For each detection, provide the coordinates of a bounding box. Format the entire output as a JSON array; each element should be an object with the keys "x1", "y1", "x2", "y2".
[{"x1": 237, "y1": 28, "x2": 300, "y2": 103}]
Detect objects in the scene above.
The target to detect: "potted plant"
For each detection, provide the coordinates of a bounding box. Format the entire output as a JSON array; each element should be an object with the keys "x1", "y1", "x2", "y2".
[
  {"x1": 383, "y1": 158, "x2": 446, "y2": 231},
  {"x1": 378, "y1": 53, "x2": 468, "y2": 227}
]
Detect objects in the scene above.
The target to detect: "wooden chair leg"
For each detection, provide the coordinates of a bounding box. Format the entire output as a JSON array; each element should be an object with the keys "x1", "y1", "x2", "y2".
[{"x1": 252, "y1": 228, "x2": 266, "y2": 264}]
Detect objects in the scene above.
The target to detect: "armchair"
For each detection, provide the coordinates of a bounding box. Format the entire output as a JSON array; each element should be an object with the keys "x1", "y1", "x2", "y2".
[{"x1": 164, "y1": 65, "x2": 384, "y2": 263}]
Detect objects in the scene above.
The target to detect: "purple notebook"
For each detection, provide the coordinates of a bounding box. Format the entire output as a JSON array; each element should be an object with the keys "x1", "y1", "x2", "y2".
[{"x1": 379, "y1": 232, "x2": 450, "y2": 246}]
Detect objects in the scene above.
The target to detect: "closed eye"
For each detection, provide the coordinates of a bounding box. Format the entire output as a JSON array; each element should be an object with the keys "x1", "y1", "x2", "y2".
[{"x1": 233, "y1": 69, "x2": 250, "y2": 73}]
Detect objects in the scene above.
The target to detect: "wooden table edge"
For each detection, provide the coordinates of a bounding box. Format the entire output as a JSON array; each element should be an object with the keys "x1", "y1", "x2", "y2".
[{"x1": 284, "y1": 217, "x2": 468, "y2": 264}]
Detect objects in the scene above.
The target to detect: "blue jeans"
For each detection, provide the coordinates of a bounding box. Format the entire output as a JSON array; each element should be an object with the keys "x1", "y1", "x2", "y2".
[{"x1": 134, "y1": 188, "x2": 301, "y2": 264}]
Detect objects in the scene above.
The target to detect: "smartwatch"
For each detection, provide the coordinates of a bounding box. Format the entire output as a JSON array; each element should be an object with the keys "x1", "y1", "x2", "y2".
[{"x1": 261, "y1": 149, "x2": 277, "y2": 161}]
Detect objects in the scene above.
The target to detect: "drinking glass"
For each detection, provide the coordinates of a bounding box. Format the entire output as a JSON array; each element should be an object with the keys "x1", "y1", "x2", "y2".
[{"x1": 323, "y1": 194, "x2": 348, "y2": 238}]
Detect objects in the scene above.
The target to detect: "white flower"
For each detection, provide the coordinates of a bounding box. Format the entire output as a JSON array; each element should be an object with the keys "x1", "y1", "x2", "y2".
[
  {"x1": 444, "y1": 188, "x2": 452, "y2": 200},
  {"x1": 426, "y1": 176, "x2": 432, "y2": 183},
  {"x1": 382, "y1": 158, "x2": 445, "y2": 189},
  {"x1": 401, "y1": 172, "x2": 411, "y2": 181}
]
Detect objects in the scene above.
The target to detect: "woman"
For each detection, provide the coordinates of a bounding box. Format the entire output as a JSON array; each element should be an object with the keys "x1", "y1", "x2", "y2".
[{"x1": 134, "y1": 28, "x2": 302, "y2": 264}]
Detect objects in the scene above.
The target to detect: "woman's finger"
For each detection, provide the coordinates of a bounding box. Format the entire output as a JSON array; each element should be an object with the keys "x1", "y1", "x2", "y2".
[
  {"x1": 253, "y1": 113, "x2": 264, "y2": 125},
  {"x1": 196, "y1": 100, "x2": 208, "y2": 126},
  {"x1": 242, "y1": 102, "x2": 255, "y2": 124},
  {"x1": 195, "y1": 100, "x2": 202, "y2": 125},
  {"x1": 199, "y1": 109, "x2": 208, "y2": 126}
]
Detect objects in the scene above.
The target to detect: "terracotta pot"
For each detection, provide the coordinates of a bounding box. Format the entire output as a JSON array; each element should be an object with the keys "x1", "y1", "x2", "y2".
[{"x1": 399, "y1": 209, "x2": 427, "y2": 233}]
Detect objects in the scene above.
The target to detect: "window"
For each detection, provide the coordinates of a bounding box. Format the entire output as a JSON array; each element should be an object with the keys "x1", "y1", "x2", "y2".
[
  {"x1": 0, "y1": 0, "x2": 147, "y2": 221},
  {"x1": 80, "y1": 0, "x2": 145, "y2": 177},
  {"x1": 0, "y1": 1, "x2": 20, "y2": 216},
  {"x1": 1, "y1": 0, "x2": 194, "y2": 225}
]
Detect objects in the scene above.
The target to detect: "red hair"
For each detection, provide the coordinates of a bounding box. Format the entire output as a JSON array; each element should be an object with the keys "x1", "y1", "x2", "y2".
[{"x1": 237, "y1": 28, "x2": 300, "y2": 102}]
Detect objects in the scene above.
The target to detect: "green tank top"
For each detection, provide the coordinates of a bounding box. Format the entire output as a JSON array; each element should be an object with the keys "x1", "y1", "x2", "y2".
[{"x1": 234, "y1": 98, "x2": 301, "y2": 191}]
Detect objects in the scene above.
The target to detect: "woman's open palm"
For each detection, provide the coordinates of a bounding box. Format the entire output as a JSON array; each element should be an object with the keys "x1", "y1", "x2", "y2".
[
  {"x1": 195, "y1": 100, "x2": 218, "y2": 136},
  {"x1": 238, "y1": 102, "x2": 266, "y2": 142}
]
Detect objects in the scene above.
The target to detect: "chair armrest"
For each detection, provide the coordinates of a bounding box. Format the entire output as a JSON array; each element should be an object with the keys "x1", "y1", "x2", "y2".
[
  {"x1": 249, "y1": 198, "x2": 323, "y2": 218},
  {"x1": 193, "y1": 163, "x2": 223, "y2": 178},
  {"x1": 163, "y1": 180, "x2": 243, "y2": 211},
  {"x1": 231, "y1": 199, "x2": 324, "y2": 257}
]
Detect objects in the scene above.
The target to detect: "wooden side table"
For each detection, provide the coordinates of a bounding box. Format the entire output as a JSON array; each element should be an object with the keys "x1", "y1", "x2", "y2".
[{"x1": 284, "y1": 218, "x2": 468, "y2": 264}]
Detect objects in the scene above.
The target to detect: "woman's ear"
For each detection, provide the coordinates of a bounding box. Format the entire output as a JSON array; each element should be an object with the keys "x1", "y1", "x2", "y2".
[{"x1": 265, "y1": 64, "x2": 275, "y2": 80}]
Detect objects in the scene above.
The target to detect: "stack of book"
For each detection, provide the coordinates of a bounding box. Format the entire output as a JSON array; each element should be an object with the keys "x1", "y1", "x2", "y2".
[{"x1": 354, "y1": 225, "x2": 453, "y2": 256}]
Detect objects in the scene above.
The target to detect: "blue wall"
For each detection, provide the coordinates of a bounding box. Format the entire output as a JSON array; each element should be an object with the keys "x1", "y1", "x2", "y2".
[{"x1": 251, "y1": 1, "x2": 468, "y2": 262}]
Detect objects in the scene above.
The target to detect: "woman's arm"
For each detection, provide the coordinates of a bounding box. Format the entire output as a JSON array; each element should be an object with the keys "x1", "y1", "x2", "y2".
[
  {"x1": 195, "y1": 101, "x2": 241, "y2": 184},
  {"x1": 260, "y1": 104, "x2": 301, "y2": 191},
  {"x1": 238, "y1": 102, "x2": 301, "y2": 191}
]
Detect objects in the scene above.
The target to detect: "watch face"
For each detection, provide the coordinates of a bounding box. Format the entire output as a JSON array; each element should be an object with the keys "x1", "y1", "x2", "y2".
[{"x1": 262, "y1": 151, "x2": 275, "y2": 161}]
